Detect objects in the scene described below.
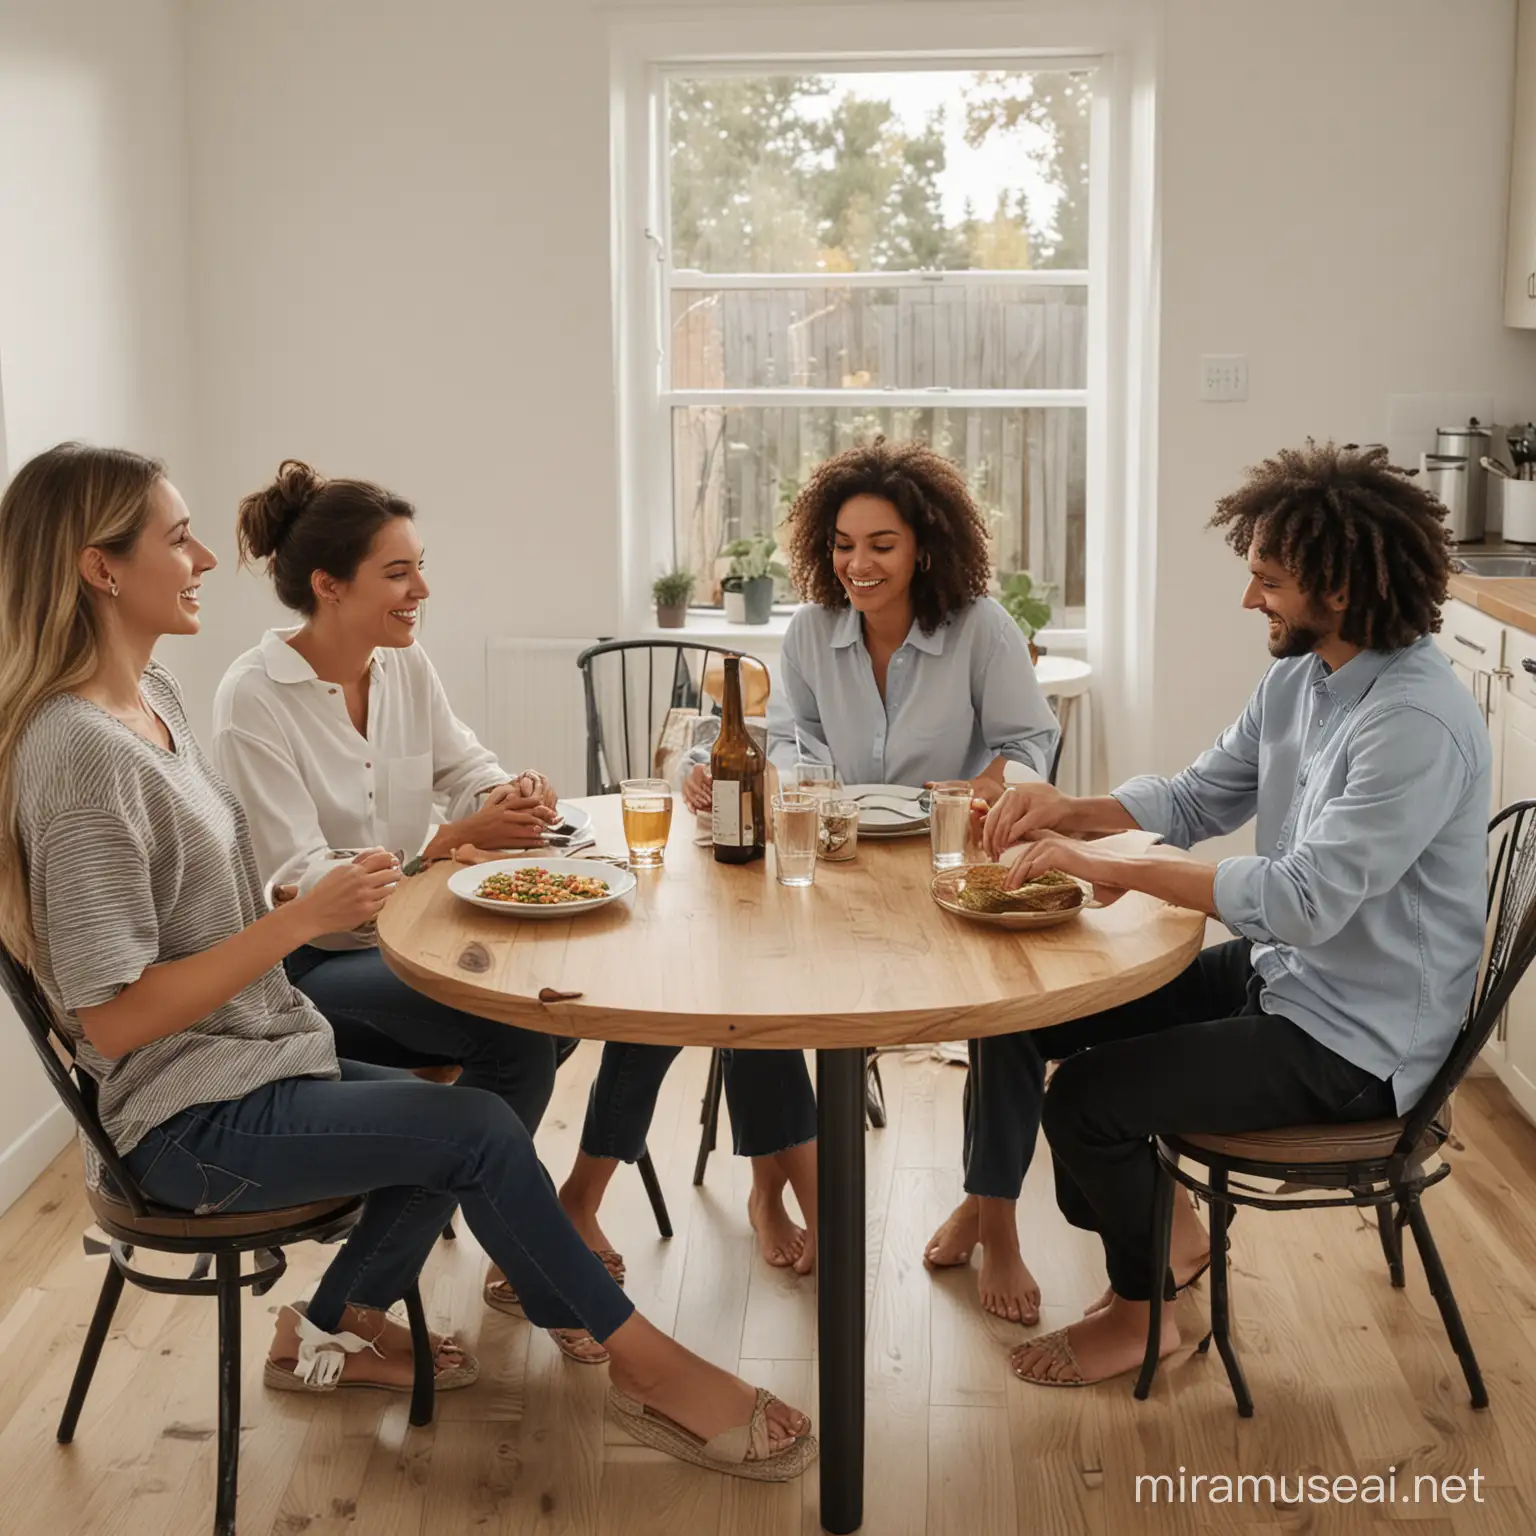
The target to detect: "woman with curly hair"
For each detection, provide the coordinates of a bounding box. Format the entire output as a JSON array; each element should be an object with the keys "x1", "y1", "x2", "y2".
[{"x1": 652, "y1": 438, "x2": 1058, "y2": 1309}]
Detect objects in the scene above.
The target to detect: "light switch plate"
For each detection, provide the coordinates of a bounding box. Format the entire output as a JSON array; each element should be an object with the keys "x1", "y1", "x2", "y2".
[{"x1": 1200, "y1": 355, "x2": 1249, "y2": 403}]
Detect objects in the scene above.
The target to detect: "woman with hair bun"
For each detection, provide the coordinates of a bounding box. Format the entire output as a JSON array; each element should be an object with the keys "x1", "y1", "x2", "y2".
[
  {"x1": 214, "y1": 462, "x2": 601, "y2": 1358},
  {"x1": 0, "y1": 442, "x2": 812, "y2": 1478}
]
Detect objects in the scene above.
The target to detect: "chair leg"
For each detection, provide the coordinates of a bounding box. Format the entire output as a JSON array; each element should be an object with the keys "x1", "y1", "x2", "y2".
[
  {"x1": 637, "y1": 1149, "x2": 673, "y2": 1240},
  {"x1": 57, "y1": 1259, "x2": 126, "y2": 1444},
  {"x1": 402, "y1": 1283, "x2": 436, "y2": 1428},
  {"x1": 214, "y1": 1251, "x2": 243, "y2": 1536},
  {"x1": 1134, "y1": 1158, "x2": 1177, "y2": 1400},
  {"x1": 1374, "y1": 1200, "x2": 1405, "y2": 1288},
  {"x1": 693, "y1": 1050, "x2": 725, "y2": 1187},
  {"x1": 864, "y1": 1051, "x2": 887, "y2": 1130},
  {"x1": 1400, "y1": 1190, "x2": 1488, "y2": 1409},
  {"x1": 1206, "y1": 1169, "x2": 1253, "y2": 1417}
]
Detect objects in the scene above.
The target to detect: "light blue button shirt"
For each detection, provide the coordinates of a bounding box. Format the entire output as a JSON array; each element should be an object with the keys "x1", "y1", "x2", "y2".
[
  {"x1": 764, "y1": 597, "x2": 1059, "y2": 786},
  {"x1": 1114, "y1": 636, "x2": 1491, "y2": 1114}
]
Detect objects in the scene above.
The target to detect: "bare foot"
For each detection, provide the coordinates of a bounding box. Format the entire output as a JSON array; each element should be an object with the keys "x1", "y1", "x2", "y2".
[
  {"x1": 774, "y1": 1144, "x2": 818, "y2": 1276},
  {"x1": 1012, "y1": 1295, "x2": 1179, "y2": 1386},
  {"x1": 748, "y1": 1183, "x2": 806, "y2": 1268},
  {"x1": 976, "y1": 1198, "x2": 1040, "y2": 1324},
  {"x1": 1083, "y1": 1197, "x2": 1210, "y2": 1317},
  {"x1": 924, "y1": 1195, "x2": 979, "y2": 1269},
  {"x1": 606, "y1": 1314, "x2": 810, "y2": 1455}
]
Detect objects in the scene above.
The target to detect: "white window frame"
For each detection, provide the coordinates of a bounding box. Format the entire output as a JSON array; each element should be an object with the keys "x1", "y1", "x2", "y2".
[{"x1": 612, "y1": 3, "x2": 1163, "y2": 786}]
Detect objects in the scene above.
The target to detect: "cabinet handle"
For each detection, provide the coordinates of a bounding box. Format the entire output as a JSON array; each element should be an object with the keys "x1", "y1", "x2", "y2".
[{"x1": 1454, "y1": 633, "x2": 1488, "y2": 655}]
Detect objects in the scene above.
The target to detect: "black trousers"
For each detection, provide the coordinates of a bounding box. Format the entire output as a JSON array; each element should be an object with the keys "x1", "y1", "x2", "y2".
[{"x1": 1027, "y1": 939, "x2": 1397, "y2": 1300}]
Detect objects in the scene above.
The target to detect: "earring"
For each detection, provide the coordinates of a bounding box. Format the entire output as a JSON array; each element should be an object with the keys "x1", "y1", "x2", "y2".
[
  {"x1": 918, "y1": 551, "x2": 931, "y2": 572},
  {"x1": 108, "y1": 577, "x2": 119, "y2": 598}
]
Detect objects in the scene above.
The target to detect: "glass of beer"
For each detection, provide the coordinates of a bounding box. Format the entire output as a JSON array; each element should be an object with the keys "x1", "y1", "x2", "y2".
[{"x1": 620, "y1": 778, "x2": 673, "y2": 867}]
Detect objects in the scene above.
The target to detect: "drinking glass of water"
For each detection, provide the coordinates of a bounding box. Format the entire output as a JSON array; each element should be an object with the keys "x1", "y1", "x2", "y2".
[
  {"x1": 773, "y1": 791, "x2": 819, "y2": 887},
  {"x1": 929, "y1": 781, "x2": 973, "y2": 871},
  {"x1": 620, "y1": 778, "x2": 673, "y2": 867},
  {"x1": 794, "y1": 759, "x2": 841, "y2": 799}
]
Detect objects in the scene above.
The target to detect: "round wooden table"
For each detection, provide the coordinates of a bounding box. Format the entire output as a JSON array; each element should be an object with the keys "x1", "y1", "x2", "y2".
[{"x1": 378, "y1": 796, "x2": 1204, "y2": 1534}]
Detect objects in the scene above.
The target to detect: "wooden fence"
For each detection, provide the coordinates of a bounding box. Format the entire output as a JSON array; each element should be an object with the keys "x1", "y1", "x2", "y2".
[{"x1": 670, "y1": 282, "x2": 1086, "y2": 608}]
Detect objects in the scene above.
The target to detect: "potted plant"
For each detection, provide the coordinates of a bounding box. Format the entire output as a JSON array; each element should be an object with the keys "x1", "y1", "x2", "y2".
[
  {"x1": 998, "y1": 570, "x2": 1054, "y2": 663},
  {"x1": 652, "y1": 568, "x2": 696, "y2": 629},
  {"x1": 721, "y1": 536, "x2": 788, "y2": 625}
]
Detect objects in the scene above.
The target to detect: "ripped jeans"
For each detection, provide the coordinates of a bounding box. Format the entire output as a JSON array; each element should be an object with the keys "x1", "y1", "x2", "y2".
[{"x1": 122, "y1": 1060, "x2": 634, "y2": 1341}]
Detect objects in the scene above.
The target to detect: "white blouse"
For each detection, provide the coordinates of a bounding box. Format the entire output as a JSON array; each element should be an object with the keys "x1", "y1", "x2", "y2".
[{"x1": 212, "y1": 629, "x2": 509, "y2": 947}]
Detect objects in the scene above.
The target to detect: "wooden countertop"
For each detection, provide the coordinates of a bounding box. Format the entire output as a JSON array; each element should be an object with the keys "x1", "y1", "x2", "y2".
[{"x1": 1447, "y1": 571, "x2": 1536, "y2": 635}]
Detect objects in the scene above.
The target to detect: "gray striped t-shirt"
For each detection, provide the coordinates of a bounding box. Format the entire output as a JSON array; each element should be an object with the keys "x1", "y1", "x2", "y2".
[{"x1": 14, "y1": 661, "x2": 338, "y2": 1159}]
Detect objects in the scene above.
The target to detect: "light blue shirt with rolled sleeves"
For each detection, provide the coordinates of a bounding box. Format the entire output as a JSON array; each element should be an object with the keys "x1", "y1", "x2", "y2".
[
  {"x1": 764, "y1": 597, "x2": 1059, "y2": 785},
  {"x1": 1112, "y1": 636, "x2": 1491, "y2": 1114}
]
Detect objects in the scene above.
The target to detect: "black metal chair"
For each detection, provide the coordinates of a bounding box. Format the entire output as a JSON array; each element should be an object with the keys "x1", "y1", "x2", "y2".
[
  {"x1": 576, "y1": 639, "x2": 888, "y2": 1195},
  {"x1": 0, "y1": 944, "x2": 435, "y2": 1536},
  {"x1": 1134, "y1": 799, "x2": 1536, "y2": 1413}
]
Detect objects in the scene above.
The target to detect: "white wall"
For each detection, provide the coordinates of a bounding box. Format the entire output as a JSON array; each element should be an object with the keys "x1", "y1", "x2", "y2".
[
  {"x1": 0, "y1": 0, "x2": 195, "y2": 1208},
  {"x1": 178, "y1": 0, "x2": 1536, "y2": 768},
  {"x1": 1152, "y1": 0, "x2": 1536, "y2": 783}
]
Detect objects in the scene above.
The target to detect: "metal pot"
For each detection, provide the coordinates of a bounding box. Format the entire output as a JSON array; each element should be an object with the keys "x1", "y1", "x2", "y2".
[
  {"x1": 1435, "y1": 419, "x2": 1492, "y2": 541},
  {"x1": 1421, "y1": 453, "x2": 1475, "y2": 542}
]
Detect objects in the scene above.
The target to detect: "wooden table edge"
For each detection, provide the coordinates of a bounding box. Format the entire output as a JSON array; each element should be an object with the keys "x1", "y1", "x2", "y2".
[{"x1": 376, "y1": 914, "x2": 1207, "y2": 1049}]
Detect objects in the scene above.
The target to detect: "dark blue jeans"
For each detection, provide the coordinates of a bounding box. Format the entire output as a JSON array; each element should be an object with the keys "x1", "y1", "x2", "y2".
[
  {"x1": 962, "y1": 1032, "x2": 1048, "y2": 1200},
  {"x1": 581, "y1": 1042, "x2": 818, "y2": 1162},
  {"x1": 124, "y1": 1061, "x2": 635, "y2": 1340},
  {"x1": 285, "y1": 946, "x2": 576, "y2": 1134}
]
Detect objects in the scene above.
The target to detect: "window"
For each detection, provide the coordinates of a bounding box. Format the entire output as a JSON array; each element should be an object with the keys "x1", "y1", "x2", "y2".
[{"x1": 656, "y1": 66, "x2": 1095, "y2": 628}]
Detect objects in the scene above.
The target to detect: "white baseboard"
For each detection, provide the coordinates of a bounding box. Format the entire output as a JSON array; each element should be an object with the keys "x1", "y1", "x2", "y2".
[{"x1": 0, "y1": 1103, "x2": 72, "y2": 1216}]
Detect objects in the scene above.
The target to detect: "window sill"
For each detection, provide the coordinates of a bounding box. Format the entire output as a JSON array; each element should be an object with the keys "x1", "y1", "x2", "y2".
[{"x1": 635, "y1": 609, "x2": 1087, "y2": 652}]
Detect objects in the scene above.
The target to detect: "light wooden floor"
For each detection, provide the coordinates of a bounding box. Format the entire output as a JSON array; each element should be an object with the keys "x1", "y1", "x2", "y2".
[{"x1": 1, "y1": 1045, "x2": 1534, "y2": 1535}]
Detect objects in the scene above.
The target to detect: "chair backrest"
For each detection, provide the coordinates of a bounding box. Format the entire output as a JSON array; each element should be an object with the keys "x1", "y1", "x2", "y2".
[
  {"x1": 576, "y1": 640, "x2": 770, "y2": 796},
  {"x1": 0, "y1": 941, "x2": 149, "y2": 1214},
  {"x1": 1400, "y1": 798, "x2": 1536, "y2": 1153}
]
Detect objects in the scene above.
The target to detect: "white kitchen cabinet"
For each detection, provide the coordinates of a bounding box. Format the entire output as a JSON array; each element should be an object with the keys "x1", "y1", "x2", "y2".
[
  {"x1": 1508, "y1": 0, "x2": 1536, "y2": 327},
  {"x1": 1436, "y1": 598, "x2": 1505, "y2": 808}
]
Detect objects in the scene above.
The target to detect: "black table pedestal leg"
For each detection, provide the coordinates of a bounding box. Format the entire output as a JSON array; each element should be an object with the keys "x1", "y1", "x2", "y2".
[{"x1": 817, "y1": 1047, "x2": 866, "y2": 1534}]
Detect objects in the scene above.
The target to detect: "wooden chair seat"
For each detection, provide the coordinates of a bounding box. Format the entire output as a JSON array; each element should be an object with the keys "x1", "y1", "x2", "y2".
[
  {"x1": 1174, "y1": 1118, "x2": 1441, "y2": 1167},
  {"x1": 85, "y1": 1183, "x2": 358, "y2": 1243}
]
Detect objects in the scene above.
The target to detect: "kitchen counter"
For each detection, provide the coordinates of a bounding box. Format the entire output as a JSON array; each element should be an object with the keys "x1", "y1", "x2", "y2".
[{"x1": 1448, "y1": 542, "x2": 1536, "y2": 635}]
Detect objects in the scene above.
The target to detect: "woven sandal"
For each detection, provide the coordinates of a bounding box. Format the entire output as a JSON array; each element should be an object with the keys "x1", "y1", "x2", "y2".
[
  {"x1": 607, "y1": 1386, "x2": 818, "y2": 1482},
  {"x1": 264, "y1": 1302, "x2": 478, "y2": 1394},
  {"x1": 548, "y1": 1328, "x2": 610, "y2": 1366},
  {"x1": 1009, "y1": 1328, "x2": 1093, "y2": 1387},
  {"x1": 483, "y1": 1249, "x2": 626, "y2": 1315}
]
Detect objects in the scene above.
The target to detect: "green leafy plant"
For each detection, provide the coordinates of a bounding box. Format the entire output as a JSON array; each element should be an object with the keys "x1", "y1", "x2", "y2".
[
  {"x1": 998, "y1": 570, "x2": 1054, "y2": 639},
  {"x1": 722, "y1": 536, "x2": 788, "y2": 583},
  {"x1": 652, "y1": 568, "x2": 697, "y2": 607}
]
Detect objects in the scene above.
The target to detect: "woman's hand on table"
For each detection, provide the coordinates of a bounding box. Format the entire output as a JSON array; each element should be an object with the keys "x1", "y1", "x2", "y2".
[
  {"x1": 497, "y1": 771, "x2": 559, "y2": 812},
  {"x1": 682, "y1": 763, "x2": 713, "y2": 814},
  {"x1": 464, "y1": 791, "x2": 560, "y2": 848}
]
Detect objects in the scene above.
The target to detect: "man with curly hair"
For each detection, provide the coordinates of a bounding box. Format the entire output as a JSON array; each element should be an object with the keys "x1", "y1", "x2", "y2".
[{"x1": 983, "y1": 442, "x2": 1491, "y2": 1388}]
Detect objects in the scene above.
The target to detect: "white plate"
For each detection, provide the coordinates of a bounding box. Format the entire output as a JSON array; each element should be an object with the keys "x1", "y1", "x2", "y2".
[
  {"x1": 447, "y1": 857, "x2": 635, "y2": 919},
  {"x1": 844, "y1": 783, "x2": 929, "y2": 837},
  {"x1": 552, "y1": 801, "x2": 592, "y2": 838}
]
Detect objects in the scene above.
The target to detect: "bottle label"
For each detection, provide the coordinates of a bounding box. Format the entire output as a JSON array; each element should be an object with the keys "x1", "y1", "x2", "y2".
[{"x1": 713, "y1": 786, "x2": 742, "y2": 847}]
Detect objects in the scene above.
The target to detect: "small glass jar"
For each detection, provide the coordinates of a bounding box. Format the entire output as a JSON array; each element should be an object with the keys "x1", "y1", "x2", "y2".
[{"x1": 817, "y1": 797, "x2": 860, "y2": 862}]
